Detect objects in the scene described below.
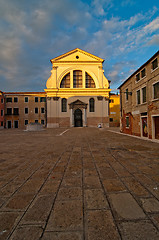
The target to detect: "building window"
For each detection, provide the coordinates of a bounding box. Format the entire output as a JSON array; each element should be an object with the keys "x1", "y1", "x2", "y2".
[
  {"x1": 60, "y1": 73, "x2": 70, "y2": 88},
  {"x1": 136, "y1": 73, "x2": 140, "y2": 82},
  {"x1": 153, "y1": 82, "x2": 159, "y2": 99},
  {"x1": 41, "y1": 120, "x2": 45, "y2": 125},
  {"x1": 137, "y1": 90, "x2": 140, "y2": 104},
  {"x1": 25, "y1": 108, "x2": 28, "y2": 114},
  {"x1": 40, "y1": 97, "x2": 46, "y2": 102},
  {"x1": 89, "y1": 98, "x2": 95, "y2": 112},
  {"x1": 1, "y1": 98, "x2": 4, "y2": 103},
  {"x1": 25, "y1": 120, "x2": 28, "y2": 125},
  {"x1": 41, "y1": 108, "x2": 45, "y2": 113},
  {"x1": 61, "y1": 98, "x2": 67, "y2": 112},
  {"x1": 35, "y1": 120, "x2": 38, "y2": 123},
  {"x1": 35, "y1": 107, "x2": 38, "y2": 114},
  {"x1": 1, "y1": 110, "x2": 3, "y2": 116},
  {"x1": 109, "y1": 118, "x2": 113, "y2": 122},
  {"x1": 152, "y1": 58, "x2": 158, "y2": 71},
  {"x1": 35, "y1": 97, "x2": 38, "y2": 102},
  {"x1": 73, "y1": 70, "x2": 82, "y2": 88},
  {"x1": 14, "y1": 97, "x2": 18, "y2": 103},
  {"x1": 142, "y1": 87, "x2": 146, "y2": 103},
  {"x1": 109, "y1": 99, "x2": 114, "y2": 103},
  {"x1": 13, "y1": 108, "x2": 19, "y2": 115},
  {"x1": 7, "y1": 108, "x2": 12, "y2": 115},
  {"x1": 126, "y1": 116, "x2": 129, "y2": 128},
  {"x1": 7, "y1": 120, "x2": 12, "y2": 128},
  {"x1": 126, "y1": 88, "x2": 128, "y2": 101},
  {"x1": 14, "y1": 120, "x2": 18, "y2": 128},
  {"x1": 25, "y1": 97, "x2": 28, "y2": 102},
  {"x1": 85, "y1": 72, "x2": 95, "y2": 88},
  {"x1": 141, "y1": 68, "x2": 146, "y2": 78},
  {"x1": 6, "y1": 97, "x2": 12, "y2": 103},
  {"x1": 1, "y1": 121, "x2": 3, "y2": 127}
]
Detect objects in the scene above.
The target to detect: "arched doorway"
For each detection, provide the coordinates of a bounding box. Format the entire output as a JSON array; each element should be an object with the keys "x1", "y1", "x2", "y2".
[{"x1": 74, "y1": 109, "x2": 83, "y2": 127}]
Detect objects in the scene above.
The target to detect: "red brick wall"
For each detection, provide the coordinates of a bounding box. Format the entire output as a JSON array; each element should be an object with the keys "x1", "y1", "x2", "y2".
[
  {"x1": 87, "y1": 117, "x2": 109, "y2": 127},
  {"x1": 121, "y1": 111, "x2": 132, "y2": 135}
]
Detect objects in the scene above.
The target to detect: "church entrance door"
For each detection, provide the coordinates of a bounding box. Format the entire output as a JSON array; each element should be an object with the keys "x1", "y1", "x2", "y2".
[{"x1": 74, "y1": 109, "x2": 83, "y2": 127}]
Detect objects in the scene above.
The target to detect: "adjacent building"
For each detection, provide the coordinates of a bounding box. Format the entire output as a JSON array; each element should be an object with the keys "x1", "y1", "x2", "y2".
[
  {"x1": 109, "y1": 93, "x2": 120, "y2": 127},
  {"x1": 4, "y1": 92, "x2": 46, "y2": 129},
  {"x1": 45, "y1": 48, "x2": 110, "y2": 128},
  {"x1": 118, "y1": 50, "x2": 159, "y2": 140}
]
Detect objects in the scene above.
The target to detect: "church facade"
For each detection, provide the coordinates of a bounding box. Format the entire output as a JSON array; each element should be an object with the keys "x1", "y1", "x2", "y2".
[{"x1": 45, "y1": 48, "x2": 110, "y2": 128}]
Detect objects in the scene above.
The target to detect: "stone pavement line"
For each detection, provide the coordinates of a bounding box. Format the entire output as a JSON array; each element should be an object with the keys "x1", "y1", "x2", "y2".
[
  {"x1": 107, "y1": 146, "x2": 159, "y2": 204},
  {"x1": 106, "y1": 147, "x2": 159, "y2": 233},
  {"x1": 85, "y1": 132, "x2": 121, "y2": 240},
  {"x1": 107, "y1": 129, "x2": 159, "y2": 144},
  {"x1": 0, "y1": 128, "x2": 159, "y2": 239},
  {"x1": 87, "y1": 129, "x2": 159, "y2": 239},
  {"x1": 40, "y1": 136, "x2": 79, "y2": 238},
  {"x1": 0, "y1": 156, "x2": 52, "y2": 199},
  {"x1": 56, "y1": 129, "x2": 70, "y2": 136},
  {"x1": 107, "y1": 146, "x2": 159, "y2": 228},
  {"x1": 0, "y1": 145, "x2": 43, "y2": 190},
  {"x1": 4, "y1": 147, "x2": 72, "y2": 239}
]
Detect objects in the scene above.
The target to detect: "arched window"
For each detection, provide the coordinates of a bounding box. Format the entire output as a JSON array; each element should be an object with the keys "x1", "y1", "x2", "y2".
[
  {"x1": 86, "y1": 72, "x2": 95, "y2": 88},
  {"x1": 73, "y1": 70, "x2": 82, "y2": 88},
  {"x1": 60, "y1": 73, "x2": 70, "y2": 88},
  {"x1": 89, "y1": 98, "x2": 95, "y2": 112},
  {"x1": 61, "y1": 98, "x2": 67, "y2": 112}
]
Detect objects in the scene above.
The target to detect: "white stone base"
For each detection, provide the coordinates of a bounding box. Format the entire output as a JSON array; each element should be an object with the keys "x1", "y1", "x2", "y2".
[{"x1": 47, "y1": 123, "x2": 59, "y2": 128}]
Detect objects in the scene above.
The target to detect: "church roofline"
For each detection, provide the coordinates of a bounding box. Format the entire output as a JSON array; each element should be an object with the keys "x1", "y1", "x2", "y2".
[{"x1": 50, "y1": 48, "x2": 105, "y2": 63}]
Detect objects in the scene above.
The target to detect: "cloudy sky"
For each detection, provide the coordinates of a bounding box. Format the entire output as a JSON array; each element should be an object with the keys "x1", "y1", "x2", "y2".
[{"x1": 0, "y1": 0, "x2": 159, "y2": 92}]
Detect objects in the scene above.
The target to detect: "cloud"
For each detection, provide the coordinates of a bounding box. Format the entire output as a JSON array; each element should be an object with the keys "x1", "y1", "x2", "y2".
[
  {"x1": 147, "y1": 34, "x2": 159, "y2": 46},
  {"x1": 144, "y1": 17, "x2": 159, "y2": 33},
  {"x1": 91, "y1": 0, "x2": 114, "y2": 16},
  {"x1": 0, "y1": 0, "x2": 159, "y2": 92},
  {"x1": 121, "y1": 0, "x2": 135, "y2": 6}
]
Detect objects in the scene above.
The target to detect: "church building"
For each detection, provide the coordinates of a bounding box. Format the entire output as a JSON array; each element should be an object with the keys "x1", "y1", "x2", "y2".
[{"x1": 45, "y1": 48, "x2": 110, "y2": 128}]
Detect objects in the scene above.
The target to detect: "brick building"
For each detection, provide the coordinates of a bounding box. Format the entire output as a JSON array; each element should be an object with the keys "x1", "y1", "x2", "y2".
[
  {"x1": 118, "y1": 50, "x2": 159, "y2": 140},
  {"x1": 4, "y1": 92, "x2": 46, "y2": 129}
]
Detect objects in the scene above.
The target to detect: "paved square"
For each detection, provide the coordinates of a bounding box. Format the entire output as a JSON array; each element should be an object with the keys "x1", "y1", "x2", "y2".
[{"x1": 0, "y1": 128, "x2": 159, "y2": 239}]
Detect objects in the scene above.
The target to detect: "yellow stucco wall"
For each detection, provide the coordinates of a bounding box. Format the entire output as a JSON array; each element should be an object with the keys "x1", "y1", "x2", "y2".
[
  {"x1": 109, "y1": 94, "x2": 120, "y2": 127},
  {"x1": 45, "y1": 48, "x2": 110, "y2": 98}
]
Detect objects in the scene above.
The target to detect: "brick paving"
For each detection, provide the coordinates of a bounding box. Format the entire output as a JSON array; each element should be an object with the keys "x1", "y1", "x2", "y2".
[{"x1": 0, "y1": 128, "x2": 159, "y2": 239}]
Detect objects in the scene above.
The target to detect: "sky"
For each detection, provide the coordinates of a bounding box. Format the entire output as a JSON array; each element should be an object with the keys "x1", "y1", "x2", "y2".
[{"x1": 0, "y1": 0, "x2": 159, "y2": 93}]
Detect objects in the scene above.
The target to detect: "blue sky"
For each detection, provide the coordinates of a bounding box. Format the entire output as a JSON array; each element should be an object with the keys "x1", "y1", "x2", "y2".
[{"x1": 0, "y1": 0, "x2": 159, "y2": 92}]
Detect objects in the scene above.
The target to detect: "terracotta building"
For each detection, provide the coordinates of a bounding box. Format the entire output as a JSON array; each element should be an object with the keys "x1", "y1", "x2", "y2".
[
  {"x1": 0, "y1": 91, "x2": 5, "y2": 129},
  {"x1": 109, "y1": 93, "x2": 120, "y2": 127},
  {"x1": 45, "y1": 48, "x2": 110, "y2": 128},
  {"x1": 118, "y1": 50, "x2": 159, "y2": 140},
  {"x1": 4, "y1": 92, "x2": 46, "y2": 129}
]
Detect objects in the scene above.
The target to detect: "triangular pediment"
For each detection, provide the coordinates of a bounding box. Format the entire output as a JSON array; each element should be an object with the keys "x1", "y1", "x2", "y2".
[
  {"x1": 69, "y1": 99, "x2": 88, "y2": 109},
  {"x1": 50, "y1": 48, "x2": 104, "y2": 63}
]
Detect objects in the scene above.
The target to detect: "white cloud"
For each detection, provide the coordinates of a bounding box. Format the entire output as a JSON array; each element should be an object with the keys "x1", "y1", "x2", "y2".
[
  {"x1": 91, "y1": 0, "x2": 114, "y2": 16},
  {"x1": 144, "y1": 17, "x2": 159, "y2": 33},
  {"x1": 121, "y1": 0, "x2": 135, "y2": 6},
  {"x1": 147, "y1": 34, "x2": 159, "y2": 46}
]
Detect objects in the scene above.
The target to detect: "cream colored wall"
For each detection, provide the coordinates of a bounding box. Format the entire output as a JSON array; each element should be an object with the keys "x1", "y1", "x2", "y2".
[
  {"x1": 47, "y1": 96, "x2": 109, "y2": 118},
  {"x1": 46, "y1": 49, "x2": 109, "y2": 92},
  {"x1": 45, "y1": 49, "x2": 110, "y2": 128}
]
